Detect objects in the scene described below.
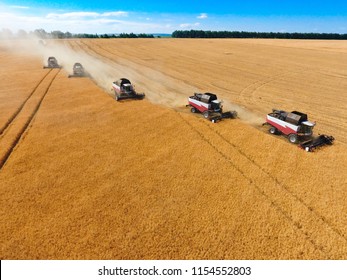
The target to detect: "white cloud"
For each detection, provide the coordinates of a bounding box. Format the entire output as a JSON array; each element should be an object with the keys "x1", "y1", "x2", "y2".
[
  {"x1": 180, "y1": 22, "x2": 200, "y2": 28},
  {"x1": 46, "y1": 11, "x2": 128, "y2": 19},
  {"x1": 102, "y1": 11, "x2": 128, "y2": 17},
  {"x1": 0, "y1": 5, "x2": 188, "y2": 34},
  {"x1": 10, "y1": 6, "x2": 30, "y2": 9},
  {"x1": 0, "y1": 9, "x2": 173, "y2": 34},
  {"x1": 197, "y1": 13, "x2": 208, "y2": 19},
  {"x1": 46, "y1": 12, "x2": 99, "y2": 19}
]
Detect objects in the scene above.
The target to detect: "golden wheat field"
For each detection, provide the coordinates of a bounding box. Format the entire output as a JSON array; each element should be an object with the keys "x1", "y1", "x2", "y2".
[{"x1": 0, "y1": 38, "x2": 347, "y2": 260}]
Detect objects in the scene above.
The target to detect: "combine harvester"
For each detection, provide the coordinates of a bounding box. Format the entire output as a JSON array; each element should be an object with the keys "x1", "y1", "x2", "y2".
[
  {"x1": 43, "y1": 57, "x2": 62, "y2": 69},
  {"x1": 263, "y1": 109, "x2": 334, "y2": 152},
  {"x1": 68, "y1": 63, "x2": 89, "y2": 78},
  {"x1": 187, "y1": 92, "x2": 237, "y2": 123},
  {"x1": 112, "y1": 78, "x2": 145, "y2": 101}
]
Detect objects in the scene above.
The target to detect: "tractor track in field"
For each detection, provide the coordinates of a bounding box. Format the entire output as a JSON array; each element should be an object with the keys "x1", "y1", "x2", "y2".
[
  {"x1": 0, "y1": 68, "x2": 60, "y2": 170},
  {"x1": 0, "y1": 69, "x2": 53, "y2": 136},
  {"x1": 238, "y1": 68, "x2": 309, "y2": 106},
  {"x1": 205, "y1": 122, "x2": 347, "y2": 242},
  {"x1": 74, "y1": 40, "x2": 103, "y2": 60},
  {"x1": 178, "y1": 112, "x2": 347, "y2": 259}
]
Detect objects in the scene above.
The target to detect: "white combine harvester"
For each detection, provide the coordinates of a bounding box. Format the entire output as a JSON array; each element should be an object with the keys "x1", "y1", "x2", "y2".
[
  {"x1": 112, "y1": 78, "x2": 145, "y2": 101},
  {"x1": 264, "y1": 109, "x2": 334, "y2": 151},
  {"x1": 187, "y1": 92, "x2": 237, "y2": 123}
]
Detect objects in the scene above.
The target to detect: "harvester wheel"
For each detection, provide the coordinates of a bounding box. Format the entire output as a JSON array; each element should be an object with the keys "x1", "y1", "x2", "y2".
[
  {"x1": 288, "y1": 134, "x2": 298, "y2": 144},
  {"x1": 202, "y1": 111, "x2": 209, "y2": 119},
  {"x1": 191, "y1": 107, "x2": 197, "y2": 113},
  {"x1": 269, "y1": 126, "x2": 278, "y2": 134}
]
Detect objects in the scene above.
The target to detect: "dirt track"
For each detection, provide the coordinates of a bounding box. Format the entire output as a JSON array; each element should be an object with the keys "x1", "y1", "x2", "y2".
[{"x1": 0, "y1": 39, "x2": 347, "y2": 259}]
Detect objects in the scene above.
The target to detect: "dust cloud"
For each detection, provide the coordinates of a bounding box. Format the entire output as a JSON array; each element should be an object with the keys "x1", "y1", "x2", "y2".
[
  {"x1": 0, "y1": 36, "x2": 197, "y2": 104},
  {"x1": 0, "y1": 36, "x2": 118, "y2": 96},
  {"x1": 0, "y1": 35, "x2": 200, "y2": 106},
  {"x1": 0, "y1": 36, "x2": 262, "y2": 123},
  {"x1": 222, "y1": 100, "x2": 264, "y2": 126}
]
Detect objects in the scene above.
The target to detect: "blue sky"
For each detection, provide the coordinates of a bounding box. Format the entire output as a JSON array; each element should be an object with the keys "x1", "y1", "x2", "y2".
[{"x1": 1, "y1": 1, "x2": 347, "y2": 34}]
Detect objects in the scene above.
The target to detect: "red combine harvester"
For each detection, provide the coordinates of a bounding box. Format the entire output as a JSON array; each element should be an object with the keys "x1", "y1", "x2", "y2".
[
  {"x1": 187, "y1": 92, "x2": 237, "y2": 123},
  {"x1": 264, "y1": 109, "x2": 334, "y2": 151},
  {"x1": 112, "y1": 78, "x2": 145, "y2": 101}
]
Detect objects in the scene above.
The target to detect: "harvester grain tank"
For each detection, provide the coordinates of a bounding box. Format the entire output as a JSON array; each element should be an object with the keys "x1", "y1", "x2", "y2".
[
  {"x1": 264, "y1": 109, "x2": 334, "y2": 151},
  {"x1": 187, "y1": 92, "x2": 237, "y2": 122},
  {"x1": 43, "y1": 57, "x2": 62, "y2": 69},
  {"x1": 112, "y1": 78, "x2": 145, "y2": 101}
]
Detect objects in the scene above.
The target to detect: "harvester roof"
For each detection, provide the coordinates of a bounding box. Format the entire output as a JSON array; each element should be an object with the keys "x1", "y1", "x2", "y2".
[
  {"x1": 114, "y1": 78, "x2": 132, "y2": 87},
  {"x1": 73, "y1": 62, "x2": 83, "y2": 68},
  {"x1": 194, "y1": 92, "x2": 218, "y2": 103},
  {"x1": 286, "y1": 111, "x2": 308, "y2": 125}
]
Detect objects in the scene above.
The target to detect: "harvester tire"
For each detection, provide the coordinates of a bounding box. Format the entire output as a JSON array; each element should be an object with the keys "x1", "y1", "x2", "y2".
[
  {"x1": 202, "y1": 111, "x2": 209, "y2": 119},
  {"x1": 191, "y1": 107, "x2": 197, "y2": 113},
  {"x1": 269, "y1": 126, "x2": 278, "y2": 134},
  {"x1": 288, "y1": 134, "x2": 298, "y2": 144}
]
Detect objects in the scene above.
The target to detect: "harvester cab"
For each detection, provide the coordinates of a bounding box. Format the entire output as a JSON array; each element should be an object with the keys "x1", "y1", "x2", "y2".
[
  {"x1": 187, "y1": 92, "x2": 237, "y2": 122},
  {"x1": 121, "y1": 83, "x2": 134, "y2": 94},
  {"x1": 43, "y1": 56, "x2": 62, "y2": 69},
  {"x1": 209, "y1": 99, "x2": 223, "y2": 112},
  {"x1": 264, "y1": 109, "x2": 334, "y2": 151},
  {"x1": 112, "y1": 78, "x2": 145, "y2": 101}
]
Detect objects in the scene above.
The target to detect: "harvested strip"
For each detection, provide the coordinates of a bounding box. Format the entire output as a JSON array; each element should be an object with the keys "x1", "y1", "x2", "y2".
[{"x1": 0, "y1": 69, "x2": 60, "y2": 169}]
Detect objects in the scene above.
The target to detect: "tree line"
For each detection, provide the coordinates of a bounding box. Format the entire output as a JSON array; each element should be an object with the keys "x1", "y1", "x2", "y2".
[
  {"x1": 3, "y1": 28, "x2": 347, "y2": 40},
  {"x1": 0, "y1": 28, "x2": 154, "y2": 39},
  {"x1": 172, "y1": 30, "x2": 347, "y2": 40},
  {"x1": 35, "y1": 29, "x2": 155, "y2": 39}
]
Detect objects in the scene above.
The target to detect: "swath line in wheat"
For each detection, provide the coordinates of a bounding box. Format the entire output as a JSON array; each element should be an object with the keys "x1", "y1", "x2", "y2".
[
  {"x1": 0, "y1": 69, "x2": 53, "y2": 136},
  {"x1": 0, "y1": 69, "x2": 60, "y2": 170}
]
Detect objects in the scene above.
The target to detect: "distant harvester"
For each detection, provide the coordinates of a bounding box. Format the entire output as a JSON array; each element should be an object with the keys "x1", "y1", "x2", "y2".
[
  {"x1": 112, "y1": 78, "x2": 145, "y2": 101},
  {"x1": 68, "y1": 63, "x2": 90, "y2": 78},
  {"x1": 43, "y1": 57, "x2": 62, "y2": 69}
]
